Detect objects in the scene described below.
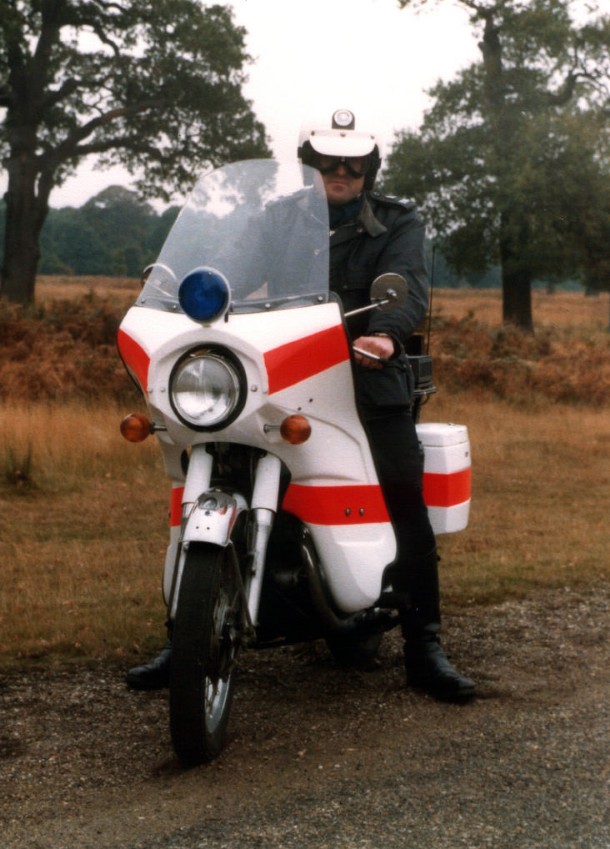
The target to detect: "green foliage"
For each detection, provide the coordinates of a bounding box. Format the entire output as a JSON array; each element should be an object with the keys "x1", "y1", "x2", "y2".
[
  {"x1": 0, "y1": 188, "x2": 177, "y2": 276},
  {"x1": 384, "y1": 0, "x2": 610, "y2": 327},
  {"x1": 0, "y1": 1, "x2": 272, "y2": 302},
  {"x1": 43, "y1": 188, "x2": 178, "y2": 276},
  {"x1": 0, "y1": 1, "x2": 271, "y2": 194}
]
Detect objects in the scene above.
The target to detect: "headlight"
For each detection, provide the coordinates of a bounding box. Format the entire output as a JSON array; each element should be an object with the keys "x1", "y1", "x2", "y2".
[{"x1": 170, "y1": 347, "x2": 245, "y2": 430}]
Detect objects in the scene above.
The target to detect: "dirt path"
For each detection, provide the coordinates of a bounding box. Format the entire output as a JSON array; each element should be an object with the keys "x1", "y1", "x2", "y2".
[{"x1": 1, "y1": 589, "x2": 608, "y2": 849}]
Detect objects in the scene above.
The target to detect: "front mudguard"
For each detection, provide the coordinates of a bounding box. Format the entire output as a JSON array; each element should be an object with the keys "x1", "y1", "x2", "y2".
[
  {"x1": 168, "y1": 489, "x2": 248, "y2": 622},
  {"x1": 181, "y1": 489, "x2": 248, "y2": 547}
]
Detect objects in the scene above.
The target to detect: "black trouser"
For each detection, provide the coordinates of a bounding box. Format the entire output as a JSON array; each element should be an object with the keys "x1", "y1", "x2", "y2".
[{"x1": 365, "y1": 410, "x2": 441, "y2": 637}]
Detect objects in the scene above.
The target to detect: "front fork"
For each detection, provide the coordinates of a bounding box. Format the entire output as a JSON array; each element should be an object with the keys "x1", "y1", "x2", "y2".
[{"x1": 166, "y1": 444, "x2": 282, "y2": 633}]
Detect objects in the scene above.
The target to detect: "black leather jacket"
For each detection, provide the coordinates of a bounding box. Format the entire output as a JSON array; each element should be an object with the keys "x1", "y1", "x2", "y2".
[{"x1": 330, "y1": 192, "x2": 429, "y2": 413}]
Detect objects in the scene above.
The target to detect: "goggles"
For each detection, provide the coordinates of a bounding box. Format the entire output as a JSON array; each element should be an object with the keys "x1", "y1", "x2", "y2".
[{"x1": 315, "y1": 154, "x2": 369, "y2": 179}]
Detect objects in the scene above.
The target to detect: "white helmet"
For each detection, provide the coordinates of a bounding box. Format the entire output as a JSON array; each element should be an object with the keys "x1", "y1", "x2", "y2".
[{"x1": 298, "y1": 109, "x2": 382, "y2": 190}]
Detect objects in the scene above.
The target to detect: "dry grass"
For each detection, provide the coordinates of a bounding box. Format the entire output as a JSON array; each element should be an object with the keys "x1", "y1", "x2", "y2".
[
  {"x1": 0, "y1": 404, "x2": 169, "y2": 667},
  {"x1": 36, "y1": 274, "x2": 140, "y2": 307},
  {"x1": 426, "y1": 395, "x2": 609, "y2": 608},
  {"x1": 1, "y1": 395, "x2": 607, "y2": 668},
  {"x1": 0, "y1": 278, "x2": 608, "y2": 668},
  {"x1": 0, "y1": 289, "x2": 137, "y2": 403},
  {"x1": 428, "y1": 291, "x2": 610, "y2": 408},
  {"x1": 430, "y1": 286, "x2": 610, "y2": 334}
]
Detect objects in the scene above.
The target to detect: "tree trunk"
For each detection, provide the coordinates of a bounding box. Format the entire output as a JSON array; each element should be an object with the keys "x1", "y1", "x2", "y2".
[
  {"x1": 499, "y1": 210, "x2": 534, "y2": 331},
  {"x1": 1, "y1": 161, "x2": 49, "y2": 304},
  {"x1": 501, "y1": 265, "x2": 534, "y2": 331},
  {"x1": 477, "y1": 9, "x2": 534, "y2": 331}
]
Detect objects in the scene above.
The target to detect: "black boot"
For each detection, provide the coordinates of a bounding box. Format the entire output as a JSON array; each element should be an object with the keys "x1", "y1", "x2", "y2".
[
  {"x1": 404, "y1": 624, "x2": 475, "y2": 702},
  {"x1": 398, "y1": 548, "x2": 475, "y2": 702},
  {"x1": 126, "y1": 641, "x2": 172, "y2": 691}
]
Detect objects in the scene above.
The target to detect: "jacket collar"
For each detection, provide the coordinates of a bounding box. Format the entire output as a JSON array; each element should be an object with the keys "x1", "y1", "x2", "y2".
[
  {"x1": 358, "y1": 194, "x2": 387, "y2": 237},
  {"x1": 329, "y1": 194, "x2": 387, "y2": 244}
]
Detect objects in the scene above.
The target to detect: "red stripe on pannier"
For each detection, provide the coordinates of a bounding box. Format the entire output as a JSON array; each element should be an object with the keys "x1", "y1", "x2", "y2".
[{"x1": 423, "y1": 467, "x2": 471, "y2": 507}]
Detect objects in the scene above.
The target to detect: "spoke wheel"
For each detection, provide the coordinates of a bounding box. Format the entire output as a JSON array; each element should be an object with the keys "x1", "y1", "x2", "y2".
[{"x1": 170, "y1": 542, "x2": 242, "y2": 765}]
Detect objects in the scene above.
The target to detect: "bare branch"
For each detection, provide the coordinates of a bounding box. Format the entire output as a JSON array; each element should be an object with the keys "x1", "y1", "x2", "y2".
[{"x1": 38, "y1": 97, "x2": 171, "y2": 166}]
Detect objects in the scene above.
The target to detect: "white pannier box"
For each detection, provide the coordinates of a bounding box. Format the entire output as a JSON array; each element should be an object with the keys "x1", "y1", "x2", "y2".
[{"x1": 416, "y1": 423, "x2": 471, "y2": 535}]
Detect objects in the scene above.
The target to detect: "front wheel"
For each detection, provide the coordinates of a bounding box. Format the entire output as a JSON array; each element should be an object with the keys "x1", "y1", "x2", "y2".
[{"x1": 170, "y1": 542, "x2": 243, "y2": 765}]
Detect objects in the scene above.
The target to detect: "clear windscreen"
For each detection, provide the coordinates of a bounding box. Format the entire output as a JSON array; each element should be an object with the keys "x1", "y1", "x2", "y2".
[{"x1": 137, "y1": 160, "x2": 330, "y2": 314}]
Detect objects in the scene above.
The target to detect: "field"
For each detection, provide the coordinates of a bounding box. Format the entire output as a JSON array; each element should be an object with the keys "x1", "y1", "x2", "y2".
[
  {"x1": 0, "y1": 278, "x2": 609, "y2": 668},
  {"x1": 3, "y1": 277, "x2": 609, "y2": 849}
]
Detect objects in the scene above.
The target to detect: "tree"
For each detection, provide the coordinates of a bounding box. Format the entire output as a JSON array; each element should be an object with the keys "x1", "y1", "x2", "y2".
[
  {"x1": 0, "y1": 0, "x2": 271, "y2": 303},
  {"x1": 386, "y1": 0, "x2": 610, "y2": 329},
  {"x1": 37, "y1": 185, "x2": 174, "y2": 275}
]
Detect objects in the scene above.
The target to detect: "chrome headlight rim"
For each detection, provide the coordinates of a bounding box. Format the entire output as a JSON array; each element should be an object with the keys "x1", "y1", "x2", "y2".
[{"x1": 169, "y1": 345, "x2": 247, "y2": 432}]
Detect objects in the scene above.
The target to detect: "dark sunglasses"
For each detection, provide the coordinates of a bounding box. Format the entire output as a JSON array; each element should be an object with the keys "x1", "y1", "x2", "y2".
[{"x1": 315, "y1": 154, "x2": 369, "y2": 179}]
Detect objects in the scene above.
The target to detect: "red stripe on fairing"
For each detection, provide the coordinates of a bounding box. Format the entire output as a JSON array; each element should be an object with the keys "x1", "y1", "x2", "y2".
[
  {"x1": 117, "y1": 329, "x2": 150, "y2": 393},
  {"x1": 170, "y1": 486, "x2": 184, "y2": 527},
  {"x1": 423, "y1": 467, "x2": 471, "y2": 508},
  {"x1": 282, "y1": 483, "x2": 390, "y2": 525},
  {"x1": 264, "y1": 324, "x2": 350, "y2": 394}
]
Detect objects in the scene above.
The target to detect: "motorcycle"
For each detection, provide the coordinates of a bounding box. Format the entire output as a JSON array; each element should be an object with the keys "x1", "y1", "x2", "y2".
[{"x1": 117, "y1": 160, "x2": 471, "y2": 766}]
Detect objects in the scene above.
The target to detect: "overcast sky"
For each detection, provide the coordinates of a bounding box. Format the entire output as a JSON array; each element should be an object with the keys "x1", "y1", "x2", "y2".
[{"x1": 51, "y1": 0, "x2": 480, "y2": 207}]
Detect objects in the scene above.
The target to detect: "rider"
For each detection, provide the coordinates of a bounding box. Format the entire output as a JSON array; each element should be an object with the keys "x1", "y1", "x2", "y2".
[{"x1": 126, "y1": 109, "x2": 475, "y2": 702}]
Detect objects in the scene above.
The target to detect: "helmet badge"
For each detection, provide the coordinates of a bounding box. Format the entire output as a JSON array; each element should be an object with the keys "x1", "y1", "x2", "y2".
[{"x1": 332, "y1": 109, "x2": 356, "y2": 130}]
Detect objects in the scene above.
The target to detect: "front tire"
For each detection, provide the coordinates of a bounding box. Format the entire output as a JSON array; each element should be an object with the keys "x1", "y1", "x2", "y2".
[{"x1": 170, "y1": 542, "x2": 243, "y2": 765}]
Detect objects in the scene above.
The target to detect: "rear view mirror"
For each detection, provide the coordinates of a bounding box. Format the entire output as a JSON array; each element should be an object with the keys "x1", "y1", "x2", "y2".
[{"x1": 369, "y1": 273, "x2": 409, "y2": 312}]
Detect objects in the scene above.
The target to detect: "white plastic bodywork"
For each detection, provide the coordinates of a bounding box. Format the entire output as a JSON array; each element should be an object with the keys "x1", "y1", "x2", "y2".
[
  {"x1": 120, "y1": 300, "x2": 397, "y2": 614},
  {"x1": 416, "y1": 423, "x2": 471, "y2": 535}
]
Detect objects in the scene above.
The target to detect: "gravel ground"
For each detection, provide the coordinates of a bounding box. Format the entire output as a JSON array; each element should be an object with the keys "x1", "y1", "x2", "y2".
[{"x1": 1, "y1": 589, "x2": 608, "y2": 849}]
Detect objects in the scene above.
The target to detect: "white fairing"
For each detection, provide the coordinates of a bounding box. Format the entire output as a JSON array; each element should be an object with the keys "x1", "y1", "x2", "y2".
[
  {"x1": 121, "y1": 298, "x2": 396, "y2": 613},
  {"x1": 307, "y1": 525, "x2": 396, "y2": 611}
]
